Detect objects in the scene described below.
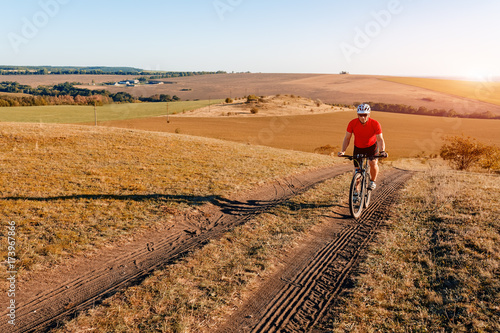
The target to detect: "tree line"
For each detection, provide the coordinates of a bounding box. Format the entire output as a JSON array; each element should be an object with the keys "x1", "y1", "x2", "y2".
[
  {"x1": 356, "y1": 101, "x2": 500, "y2": 120},
  {"x1": 0, "y1": 81, "x2": 179, "y2": 107},
  {"x1": 0, "y1": 66, "x2": 227, "y2": 78},
  {"x1": 2, "y1": 81, "x2": 103, "y2": 96},
  {"x1": 0, "y1": 95, "x2": 113, "y2": 107}
]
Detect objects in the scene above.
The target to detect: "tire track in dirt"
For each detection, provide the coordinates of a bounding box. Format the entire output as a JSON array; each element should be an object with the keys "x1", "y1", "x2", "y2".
[
  {"x1": 0, "y1": 164, "x2": 351, "y2": 333},
  {"x1": 216, "y1": 168, "x2": 413, "y2": 333}
]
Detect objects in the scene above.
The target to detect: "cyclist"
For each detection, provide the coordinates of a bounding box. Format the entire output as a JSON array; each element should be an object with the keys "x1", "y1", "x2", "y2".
[{"x1": 337, "y1": 103, "x2": 388, "y2": 190}]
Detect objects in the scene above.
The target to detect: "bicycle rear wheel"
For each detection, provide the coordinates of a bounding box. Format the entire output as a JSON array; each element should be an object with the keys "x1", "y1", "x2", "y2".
[{"x1": 349, "y1": 172, "x2": 364, "y2": 219}]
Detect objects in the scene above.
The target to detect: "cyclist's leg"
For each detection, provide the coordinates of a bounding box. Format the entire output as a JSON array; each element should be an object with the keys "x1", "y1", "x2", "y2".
[
  {"x1": 369, "y1": 159, "x2": 378, "y2": 181},
  {"x1": 367, "y1": 144, "x2": 379, "y2": 190},
  {"x1": 352, "y1": 146, "x2": 362, "y2": 192},
  {"x1": 354, "y1": 168, "x2": 361, "y2": 194}
]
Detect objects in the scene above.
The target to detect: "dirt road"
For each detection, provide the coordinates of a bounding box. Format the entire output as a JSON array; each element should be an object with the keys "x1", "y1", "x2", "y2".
[
  {"x1": 1, "y1": 164, "x2": 367, "y2": 332},
  {"x1": 216, "y1": 168, "x2": 413, "y2": 333}
]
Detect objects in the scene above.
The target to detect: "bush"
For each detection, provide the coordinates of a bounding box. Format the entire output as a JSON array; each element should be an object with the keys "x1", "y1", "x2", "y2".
[
  {"x1": 439, "y1": 136, "x2": 487, "y2": 171},
  {"x1": 250, "y1": 107, "x2": 259, "y2": 114},
  {"x1": 225, "y1": 97, "x2": 233, "y2": 103},
  {"x1": 479, "y1": 145, "x2": 500, "y2": 171},
  {"x1": 313, "y1": 144, "x2": 337, "y2": 155},
  {"x1": 246, "y1": 94, "x2": 258, "y2": 103}
]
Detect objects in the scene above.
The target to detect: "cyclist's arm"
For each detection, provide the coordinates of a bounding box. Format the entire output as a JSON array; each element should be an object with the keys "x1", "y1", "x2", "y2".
[
  {"x1": 339, "y1": 131, "x2": 352, "y2": 155},
  {"x1": 376, "y1": 133, "x2": 386, "y2": 152}
]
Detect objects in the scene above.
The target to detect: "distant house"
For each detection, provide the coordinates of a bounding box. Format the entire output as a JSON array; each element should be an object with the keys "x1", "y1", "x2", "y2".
[
  {"x1": 148, "y1": 81, "x2": 164, "y2": 85},
  {"x1": 116, "y1": 79, "x2": 139, "y2": 86}
]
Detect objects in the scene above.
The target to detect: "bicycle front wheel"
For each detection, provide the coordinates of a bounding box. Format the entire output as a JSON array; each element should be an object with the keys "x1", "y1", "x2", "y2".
[{"x1": 349, "y1": 172, "x2": 364, "y2": 219}]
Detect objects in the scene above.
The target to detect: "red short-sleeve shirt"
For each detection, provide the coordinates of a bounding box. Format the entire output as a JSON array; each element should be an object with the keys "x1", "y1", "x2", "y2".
[{"x1": 347, "y1": 118, "x2": 382, "y2": 148}]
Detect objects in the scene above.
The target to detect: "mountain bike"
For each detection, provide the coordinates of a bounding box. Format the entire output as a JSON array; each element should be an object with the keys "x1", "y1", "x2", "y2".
[{"x1": 341, "y1": 154, "x2": 385, "y2": 219}]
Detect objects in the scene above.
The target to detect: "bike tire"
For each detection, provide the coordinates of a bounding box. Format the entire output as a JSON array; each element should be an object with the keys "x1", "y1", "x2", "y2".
[{"x1": 349, "y1": 172, "x2": 364, "y2": 219}]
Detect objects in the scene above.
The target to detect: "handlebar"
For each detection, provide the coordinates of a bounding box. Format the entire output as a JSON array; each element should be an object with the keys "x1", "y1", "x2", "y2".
[{"x1": 339, "y1": 153, "x2": 387, "y2": 160}]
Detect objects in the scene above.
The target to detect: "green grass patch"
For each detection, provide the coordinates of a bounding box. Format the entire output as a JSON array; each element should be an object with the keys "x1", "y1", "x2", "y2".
[{"x1": 0, "y1": 99, "x2": 222, "y2": 123}]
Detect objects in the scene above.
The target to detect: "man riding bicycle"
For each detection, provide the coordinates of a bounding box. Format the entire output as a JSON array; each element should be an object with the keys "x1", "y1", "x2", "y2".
[{"x1": 337, "y1": 104, "x2": 388, "y2": 190}]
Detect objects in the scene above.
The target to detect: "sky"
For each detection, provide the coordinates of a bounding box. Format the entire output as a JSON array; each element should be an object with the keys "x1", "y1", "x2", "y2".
[{"x1": 0, "y1": 0, "x2": 499, "y2": 79}]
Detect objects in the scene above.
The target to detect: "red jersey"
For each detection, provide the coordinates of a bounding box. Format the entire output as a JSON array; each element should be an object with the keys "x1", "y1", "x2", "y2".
[{"x1": 347, "y1": 118, "x2": 382, "y2": 148}]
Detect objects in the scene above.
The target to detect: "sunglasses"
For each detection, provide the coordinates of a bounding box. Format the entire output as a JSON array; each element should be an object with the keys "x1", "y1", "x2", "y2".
[{"x1": 358, "y1": 114, "x2": 369, "y2": 117}]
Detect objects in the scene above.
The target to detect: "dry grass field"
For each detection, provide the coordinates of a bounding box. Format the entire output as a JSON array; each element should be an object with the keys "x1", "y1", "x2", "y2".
[
  {"x1": 55, "y1": 172, "x2": 353, "y2": 333},
  {"x1": 0, "y1": 122, "x2": 336, "y2": 291},
  {"x1": 0, "y1": 119, "x2": 497, "y2": 332},
  {"x1": 171, "y1": 95, "x2": 350, "y2": 117},
  {"x1": 54, "y1": 160, "x2": 500, "y2": 333},
  {"x1": 322, "y1": 165, "x2": 500, "y2": 332},
  {"x1": 2, "y1": 73, "x2": 499, "y2": 332}
]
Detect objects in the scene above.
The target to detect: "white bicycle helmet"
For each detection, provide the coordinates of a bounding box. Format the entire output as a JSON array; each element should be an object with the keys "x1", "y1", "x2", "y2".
[{"x1": 357, "y1": 103, "x2": 371, "y2": 114}]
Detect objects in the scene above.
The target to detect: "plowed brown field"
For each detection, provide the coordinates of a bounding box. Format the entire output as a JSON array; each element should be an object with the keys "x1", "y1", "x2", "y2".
[
  {"x1": 8, "y1": 73, "x2": 500, "y2": 115},
  {"x1": 99, "y1": 111, "x2": 500, "y2": 159}
]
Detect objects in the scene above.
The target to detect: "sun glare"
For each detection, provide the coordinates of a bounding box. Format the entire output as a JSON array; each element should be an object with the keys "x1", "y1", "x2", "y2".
[{"x1": 463, "y1": 70, "x2": 492, "y2": 82}]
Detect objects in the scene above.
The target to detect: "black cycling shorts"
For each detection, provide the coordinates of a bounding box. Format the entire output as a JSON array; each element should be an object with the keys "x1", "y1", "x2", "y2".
[{"x1": 352, "y1": 143, "x2": 379, "y2": 168}]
